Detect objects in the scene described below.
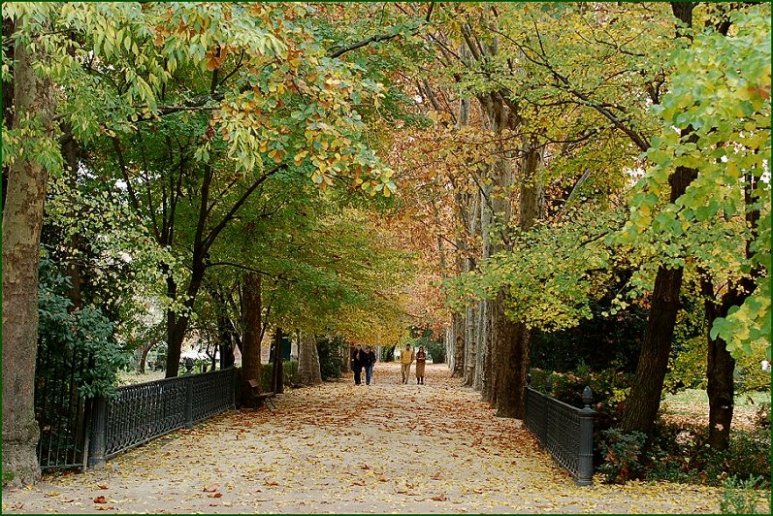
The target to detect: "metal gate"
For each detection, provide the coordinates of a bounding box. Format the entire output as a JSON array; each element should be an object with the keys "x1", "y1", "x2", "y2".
[{"x1": 34, "y1": 340, "x2": 93, "y2": 471}]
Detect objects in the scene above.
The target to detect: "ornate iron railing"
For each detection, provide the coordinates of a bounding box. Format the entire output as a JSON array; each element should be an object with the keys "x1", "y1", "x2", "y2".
[
  {"x1": 88, "y1": 368, "x2": 235, "y2": 467},
  {"x1": 524, "y1": 384, "x2": 595, "y2": 485},
  {"x1": 34, "y1": 341, "x2": 93, "y2": 470}
]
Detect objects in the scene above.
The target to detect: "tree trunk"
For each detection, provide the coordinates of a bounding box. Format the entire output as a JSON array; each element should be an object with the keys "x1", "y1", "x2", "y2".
[
  {"x1": 240, "y1": 273, "x2": 262, "y2": 401},
  {"x1": 165, "y1": 252, "x2": 206, "y2": 377},
  {"x1": 61, "y1": 127, "x2": 84, "y2": 311},
  {"x1": 216, "y1": 315, "x2": 232, "y2": 370},
  {"x1": 494, "y1": 139, "x2": 544, "y2": 419},
  {"x1": 474, "y1": 176, "x2": 493, "y2": 393},
  {"x1": 622, "y1": 160, "x2": 697, "y2": 433},
  {"x1": 703, "y1": 287, "x2": 736, "y2": 451},
  {"x1": 271, "y1": 327, "x2": 285, "y2": 394},
  {"x1": 475, "y1": 300, "x2": 489, "y2": 392},
  {"x1": 452, "y1": 313, "x2": 465, "y2": 378},
  {"x1": 622, "y1": 264, "x2": 686, "y2": 433},
  {"x1": 622, "y1": 1, "x2": 695, "y2": 429},
  {"x1": 2, "y1": 29, "x2": 57, "y2": 486},
  {"x1": 700, "y1": 172, "x2": 759, "y2": 450},
  {"x1": 297, "y1": 331, "x2": 322, "y2": 386},
  {"x1": 136, "y1": 341, "x2": 155, "y2": 374}
]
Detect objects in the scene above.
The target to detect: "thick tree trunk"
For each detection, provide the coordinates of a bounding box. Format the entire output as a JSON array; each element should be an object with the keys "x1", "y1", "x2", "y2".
[
  {"x1": 622, "y1": 265, "x2": 686, "y2": 433},
  {"x1": 622, "y1": 160, "x2": 697, "y2": 432},
  {"x1": 700, "y1": 275, "x2": 736, "y2": 450},
  {"x1": 2, "y1": 31, "x2": 57, "y2": 486},
  {"x1": 706, "y1": 334, "x2": 735, "y2": 450},
  {"x1": 622, "y1": 1, "x2": 695, "y2": 429},
  {"x1": 494, "y1": 139, "x2": 543, "y2": 418},
  {"x1": 704, "y1": 172, "x2": 760, "y2": 449},
  {"x1": 297, "y1": 331, "x2": 322, "y2": 386},
  {"x1": 240, "y1": 273, "x2": 262, "y2": 400}
]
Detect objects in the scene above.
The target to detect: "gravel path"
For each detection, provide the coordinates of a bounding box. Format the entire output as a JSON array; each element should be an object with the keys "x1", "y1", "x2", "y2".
[{"x1": 2, "y1": 363, "x2": 725, "y2": 513}]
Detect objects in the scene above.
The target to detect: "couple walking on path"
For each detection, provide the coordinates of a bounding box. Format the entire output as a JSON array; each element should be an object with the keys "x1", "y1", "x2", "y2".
[
  {"x1": 351, "y1": 345, "x2": 376, "y2": 385},
  {"x1": 400, "y1": 343, "x2": 427, "y2": 384}
]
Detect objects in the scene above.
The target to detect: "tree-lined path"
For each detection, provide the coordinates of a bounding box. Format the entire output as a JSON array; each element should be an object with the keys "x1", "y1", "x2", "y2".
[{"x1": 3, "y1": 364, "x2": 723, "y2": 514}]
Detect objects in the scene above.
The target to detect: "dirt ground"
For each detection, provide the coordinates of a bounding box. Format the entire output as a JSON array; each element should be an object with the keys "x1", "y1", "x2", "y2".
[{"x1": 2, "y1": 363, "x2": 728, "y2": 513}]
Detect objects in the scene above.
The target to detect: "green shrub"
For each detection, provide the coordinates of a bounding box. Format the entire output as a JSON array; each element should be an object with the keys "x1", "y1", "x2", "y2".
[
  {"x1": 598, "y1": 428, "x2": 647, "y2": 483},
  {"x1": 425, "y1": 341, "x2": 446, "y2": 363},
  {"x1": 316, "y1": 336, "x2": 345, "y2": 380},
  {"x1": 664, "y1": 335, "x2": 707, "y2": 394},
  {"x1": 2, "y1": 469, "x2": 14, "y2": 486},
  {"x1": 646, "y1": 420, "x2": 771, "y2": 487},
  {"x1": 38, "y1": 255, "x2": 130, "y2": 399},
  {"x1": 381, "y1": 345, "x2": 396, "y2": 362},
  {"x1": 258, "y1": 361, "x2": 298, "y2": 391},
  {"x1": 720, "y1": 476, "x2": 768, "y2": 514}
]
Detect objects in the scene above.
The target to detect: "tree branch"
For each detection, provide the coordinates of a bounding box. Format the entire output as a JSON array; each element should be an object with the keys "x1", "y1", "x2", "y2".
[
  {"x1": 327, "y1": 2, "x2": 434, "y2": 58},
  {"x1": 203, "y1": 163, "x2": 287, "y2": 250}
]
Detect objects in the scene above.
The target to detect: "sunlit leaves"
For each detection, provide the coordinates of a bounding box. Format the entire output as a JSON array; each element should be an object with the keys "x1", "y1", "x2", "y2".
[
  {"x1": 446, "y1": 207, "x2": 623, "y2": 332},
  {"x1": 619, "y1": 5, "x2": 771, "y2": 358}
]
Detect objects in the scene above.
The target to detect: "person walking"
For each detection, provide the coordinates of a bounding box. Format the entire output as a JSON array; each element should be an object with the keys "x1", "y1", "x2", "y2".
[
  {"x1": 363, "y1": 346, "x2": 377, "y2": 385},
  {"x1": 415, "y1": 345, "x2": 427, "y2": 385},
  {"x1": 400, "y1": 344, "x2": 414, "y2": 384},
  {"x1": 351, "y1": 345, "x2": 364, "y2": 385}
]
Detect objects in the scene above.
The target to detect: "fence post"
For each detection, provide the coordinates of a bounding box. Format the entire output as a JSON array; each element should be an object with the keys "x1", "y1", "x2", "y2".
[
  {"x1": 577, "y1": 385, "x2": 595, "y2": 486},
  {"x1": 185, "y1": 377, "x2": 194, "y2": 428},
  {"x1": 87, "y1": 396, "x2": 107, "y2": 469}
]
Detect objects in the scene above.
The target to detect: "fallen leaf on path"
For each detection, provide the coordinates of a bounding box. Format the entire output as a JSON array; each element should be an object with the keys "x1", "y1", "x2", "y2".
[
  {"x1": 93, "y1": 496, "x2": 107, "y2": 504},
  {"x1": 207, "y1": 493, "x2": 223, "y2": 498},
  {"x1": 45, "y1": 491, "x2": 61, "y2": 497},
  {"x1": 97, "y1": 483, "x2": 109, "y2": 490},
  {"x1": 202, "y1": 485, "x2": 218, "y2": 492},
  {"x1": 432, "y1": 494, "x2": 448, "y2": 501}
]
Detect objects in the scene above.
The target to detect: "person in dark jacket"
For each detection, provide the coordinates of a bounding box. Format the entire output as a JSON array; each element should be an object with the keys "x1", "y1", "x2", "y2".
[
  {"x1": 363, "y1": 346, "x2": 377, "y2": 385},
  {"x1": 351, "y1": 345, "x2": 364, "y2": 385}
]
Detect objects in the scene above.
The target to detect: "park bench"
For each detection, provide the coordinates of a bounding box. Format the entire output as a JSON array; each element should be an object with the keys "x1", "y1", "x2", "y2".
[{"x1": 248, "y1": 379, "x2": 277, "y2": 412}]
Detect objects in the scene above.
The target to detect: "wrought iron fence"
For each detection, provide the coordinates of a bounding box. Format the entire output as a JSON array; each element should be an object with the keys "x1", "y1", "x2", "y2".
[
  {"x1": 87, "y1": 368, "x2": 236, "y2": 468},
  {"x1": 524, "y1": 384, "x2": 595, "y2": 485},
  {"x1": 34, "y1": 342, "x2": 93, "y2": 470}
]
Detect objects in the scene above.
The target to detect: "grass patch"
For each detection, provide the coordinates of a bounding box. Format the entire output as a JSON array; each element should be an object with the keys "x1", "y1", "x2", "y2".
[{"x1": 663, "y1": 389, "x2": 770, "y2": 416}]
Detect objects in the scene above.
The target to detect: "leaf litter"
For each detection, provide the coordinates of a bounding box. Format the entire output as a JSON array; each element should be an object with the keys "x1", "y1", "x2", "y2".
[{"x1": 1, "y1": 363, "x2": 727, "y2": 513}]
